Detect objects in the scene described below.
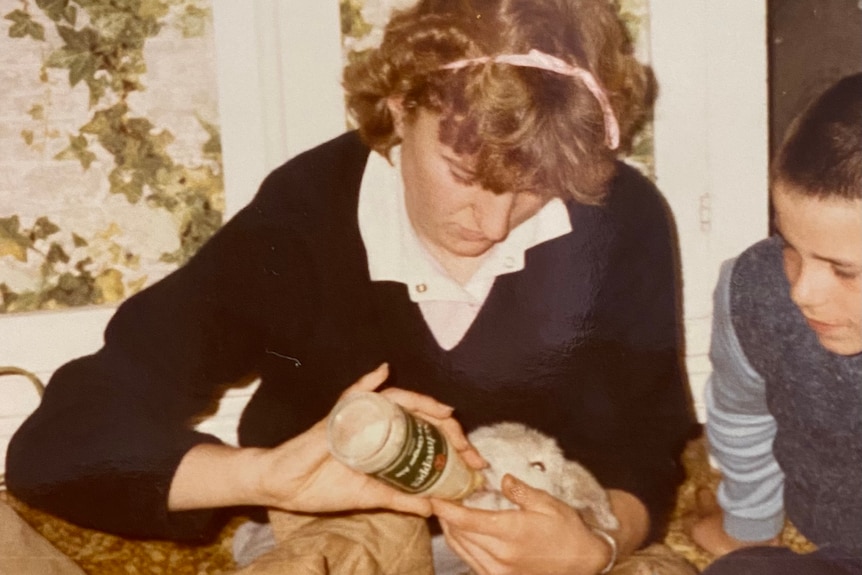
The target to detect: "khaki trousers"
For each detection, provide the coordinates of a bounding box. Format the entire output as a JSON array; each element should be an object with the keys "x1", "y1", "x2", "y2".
[
  {"x1": 233, "y1": 510, "x2": 697, "y2": 575},
  {"x1": 0, "y1": 499, "x2": 86, "y2": 575}
]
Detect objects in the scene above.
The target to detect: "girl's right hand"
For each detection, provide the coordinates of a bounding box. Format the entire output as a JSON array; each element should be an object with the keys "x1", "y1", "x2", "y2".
[
  {"x1": 253, "y1": 363, "x2": 485, "y2": 516},
  {"x1": 169, "y1": 363, "x2": 483, "y2": 516}
]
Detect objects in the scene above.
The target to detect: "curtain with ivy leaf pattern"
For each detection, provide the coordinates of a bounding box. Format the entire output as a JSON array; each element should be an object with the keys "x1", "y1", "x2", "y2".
[{"x1": 0, "y1": 1, "x2": 222, "y2": 314}]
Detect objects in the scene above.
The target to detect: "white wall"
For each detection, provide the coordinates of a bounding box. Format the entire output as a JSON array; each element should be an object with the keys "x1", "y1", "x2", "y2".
[
  {"x1": 1, "y1": 1, "x2": 771, "y2": 474},
  {"x1": 651, "y1": 0, "x2": 770, "y2": 419},
  {"x1": 212, "y1": 0, "x2": 347, "y2": 218}
]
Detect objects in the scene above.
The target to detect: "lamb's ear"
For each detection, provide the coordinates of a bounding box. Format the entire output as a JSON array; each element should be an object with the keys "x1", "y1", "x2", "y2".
[
  {"x1": 560, "y1": 460, "x2": 598, "y2": 499},
  {"x1": 547, "y1": 456, "x2": 566, "y2": 480}
]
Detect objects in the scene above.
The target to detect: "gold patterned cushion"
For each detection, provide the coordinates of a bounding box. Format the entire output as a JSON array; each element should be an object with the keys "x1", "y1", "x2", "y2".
[{"x1": 0, "y1": 435, "x2": 816, "y2": 574}]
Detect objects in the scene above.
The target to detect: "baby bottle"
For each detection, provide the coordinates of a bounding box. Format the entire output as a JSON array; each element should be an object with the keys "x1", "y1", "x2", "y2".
[{"x1": 327, "y1": 391, "x2": 480, "y2": 499}]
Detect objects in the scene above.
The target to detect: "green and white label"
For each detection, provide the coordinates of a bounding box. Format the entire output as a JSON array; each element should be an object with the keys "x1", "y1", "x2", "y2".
[{"x1": 374, "y1": 410, "x2": 448, "y2": 494}]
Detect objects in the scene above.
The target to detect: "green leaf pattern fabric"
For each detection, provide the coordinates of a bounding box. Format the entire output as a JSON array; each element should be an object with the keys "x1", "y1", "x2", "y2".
[{"x1": 0, "y1": 0, "x2": 223, "y2": 313}]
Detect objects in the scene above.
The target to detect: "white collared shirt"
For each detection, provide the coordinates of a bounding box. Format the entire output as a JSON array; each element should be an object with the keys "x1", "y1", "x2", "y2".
[{"x1": 358, "y1": 148, "x2": 572, "y2": 350}]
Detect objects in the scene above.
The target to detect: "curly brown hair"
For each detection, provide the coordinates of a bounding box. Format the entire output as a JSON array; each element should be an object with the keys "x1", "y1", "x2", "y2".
[{"x1": 343, "y1": 0, "x2": 655, "y2": 204}]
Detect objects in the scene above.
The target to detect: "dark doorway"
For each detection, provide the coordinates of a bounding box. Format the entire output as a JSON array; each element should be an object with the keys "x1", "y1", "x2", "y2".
[
  {"x1": 768, "y1": 0, "x2": 862, "y2": 157},
  {"x1": 767, "y1": 0, "x2": 861, "y2": 230}
]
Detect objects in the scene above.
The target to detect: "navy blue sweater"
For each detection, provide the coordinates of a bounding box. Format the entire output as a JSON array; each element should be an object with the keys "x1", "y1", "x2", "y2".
[{"x1": 7, "y1": 132, "x2": 696, "y2": 543}]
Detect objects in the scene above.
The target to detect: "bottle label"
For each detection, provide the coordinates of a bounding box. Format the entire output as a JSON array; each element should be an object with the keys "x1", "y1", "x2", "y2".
[{"x1": 374, "y1": 409, "x2": 448, "y2": 494}]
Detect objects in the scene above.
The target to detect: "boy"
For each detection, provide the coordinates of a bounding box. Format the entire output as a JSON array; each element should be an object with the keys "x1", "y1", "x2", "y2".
[{"x1": 693, "y1": 73, "x2": 862, "y2": 574}]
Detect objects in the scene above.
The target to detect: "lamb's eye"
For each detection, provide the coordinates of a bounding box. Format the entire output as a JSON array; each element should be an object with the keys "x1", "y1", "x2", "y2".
[{"x1": 529, "y1": 461, "x2": 546, "y2": 472}]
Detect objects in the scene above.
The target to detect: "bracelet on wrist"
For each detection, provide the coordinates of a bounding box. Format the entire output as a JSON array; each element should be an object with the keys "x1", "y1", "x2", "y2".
[{"x1": 589, "y1": 526, "x2": 618, "y2": 575}]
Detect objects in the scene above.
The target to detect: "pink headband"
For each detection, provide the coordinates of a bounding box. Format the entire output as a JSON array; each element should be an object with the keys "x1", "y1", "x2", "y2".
[{"x1": 441, "y1": 49, "x2": 620, "y2": 150}]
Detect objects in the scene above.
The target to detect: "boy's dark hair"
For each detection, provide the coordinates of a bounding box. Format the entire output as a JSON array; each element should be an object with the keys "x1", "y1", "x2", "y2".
[{"x1": 772, "y1": 72, "x2": 862, "y2": 200}]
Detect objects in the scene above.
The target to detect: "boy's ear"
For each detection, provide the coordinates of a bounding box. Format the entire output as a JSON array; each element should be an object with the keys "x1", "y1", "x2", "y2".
[{"x1": 386, "y1": 96, "x2": 405, "y2": 137}]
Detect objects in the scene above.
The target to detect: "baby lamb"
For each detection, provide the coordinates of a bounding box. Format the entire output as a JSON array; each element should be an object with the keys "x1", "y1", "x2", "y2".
[{"x1": 464, "y1": 421, "x2": 618, "y2": 531}]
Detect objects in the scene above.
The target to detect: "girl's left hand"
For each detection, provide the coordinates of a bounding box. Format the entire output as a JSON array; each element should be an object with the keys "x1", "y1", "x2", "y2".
[{"x1": 431, "y1": 474, "x2": 612, "y2": 575}]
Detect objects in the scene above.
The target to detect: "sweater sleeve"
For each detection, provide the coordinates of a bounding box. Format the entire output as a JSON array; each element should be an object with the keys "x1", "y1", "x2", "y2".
[
  {"x1": 583, "y1": 164, "x2": 697, "y2": 544},
  {"x1": 705, "y1": 258, "x2": 785, "y2": 542},
  {"x1": 5, "y1": 188, "x2": 313, "y2": 541}
]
